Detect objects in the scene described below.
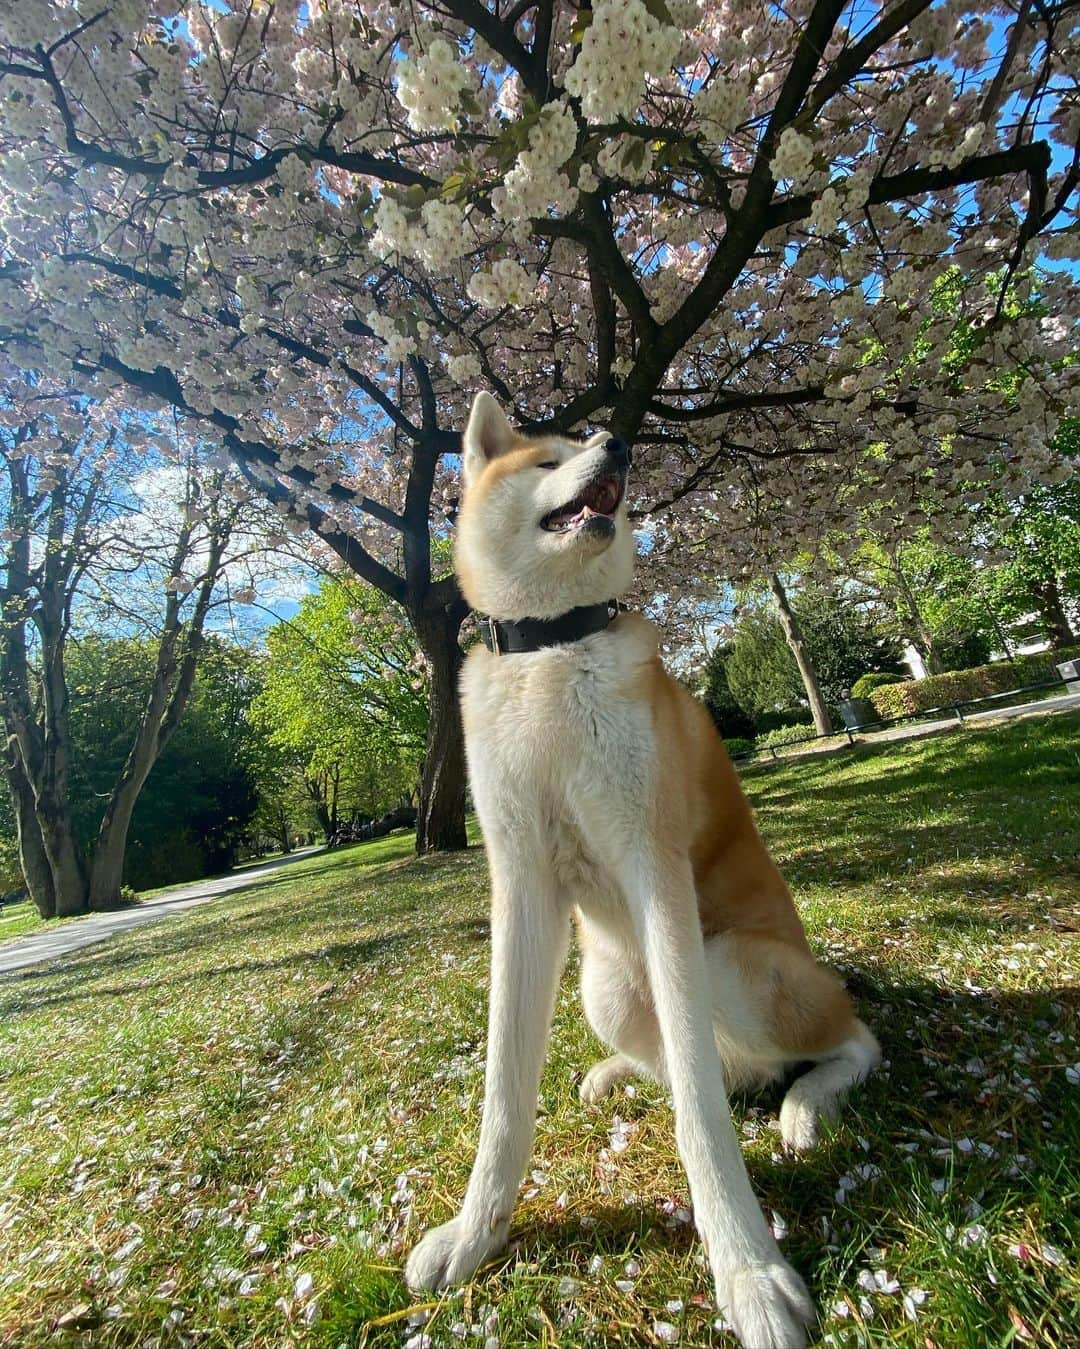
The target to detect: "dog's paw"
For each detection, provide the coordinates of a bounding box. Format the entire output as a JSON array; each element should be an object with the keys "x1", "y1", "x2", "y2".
[
  {"x1": 579, "y1": 1056, "x2": 627, "y2": 1105},
  {"x1": 577, "y1": 1057, "x2": 620, "y2": 1100},
  {"x1": 715, "y1": 1256, "x2": 815, "y2": 1349},
  {"x1": 778, "y1": 1092, "x2": 822, "y2": 1153},
  {"x1": 404, "y1": 1216, "x2": 505, "y2": 1293}
]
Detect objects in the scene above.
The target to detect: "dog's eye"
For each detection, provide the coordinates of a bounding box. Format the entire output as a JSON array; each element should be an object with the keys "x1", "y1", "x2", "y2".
[{"x1": 538, "y1": 461, "x2": 559, "y2": 470}]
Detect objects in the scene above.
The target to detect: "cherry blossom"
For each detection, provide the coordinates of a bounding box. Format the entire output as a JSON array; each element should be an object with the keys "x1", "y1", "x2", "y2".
[{"x1": 0, "y1": 0, "x2": 1075, "y2": 847}]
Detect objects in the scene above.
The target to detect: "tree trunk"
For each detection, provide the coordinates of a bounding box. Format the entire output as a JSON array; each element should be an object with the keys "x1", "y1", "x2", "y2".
[
  {"x1": 414, "y1": 600, "x2": 468, "y2": 854},
  {"x1": 308, "y1": 775, "x2": 333, "y2": 840},
  {"x1": 37, "y1": 796, "x2": 89, "y2": 916},
  {"x1": 329, "y1": 764, "x2": 340, "y2": 838},
  {"x1": 890, "y1": 557, "x2": 944, "y2": 673},
  {"x1": 87, "y1": 686, "x2": 174, "y2": 909},
  {"x1": 87, "y1": 823, "x2": 129, "y2": 911},
  {"x1": 87, "y1": 528, "x2": 227, "y2": 910},
  {"x1": 3, "y1": 750, "x2": 56, "y2": 918},
  {"x1": 1036, "y1": 575, "x2": 1077, "y2": 648},
  {"x1": 770, "y1": 574, "x2": 833, "y2": 736}
]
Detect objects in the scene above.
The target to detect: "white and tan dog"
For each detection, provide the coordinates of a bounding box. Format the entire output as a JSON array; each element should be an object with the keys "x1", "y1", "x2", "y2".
[{"x1": 406, "y1": 393, "x2": 880, "y2": 1348}]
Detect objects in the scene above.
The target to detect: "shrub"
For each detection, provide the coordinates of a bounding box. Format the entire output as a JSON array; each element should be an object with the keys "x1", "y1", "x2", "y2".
[
  {"x1": 867, "y1": 645, "x2": 1080, "y2": 720},
  {"x1": 724, "y1": 736, "x2": 756, "y2": 759},
  {"x1": 756, "y1": 722, "x2": 816, "y2": 749},
  {"x1": 754, "y1": 707, "x2": 816, "y2": 734},
  {"x1": 850, "y1": 671, "x2": 909, "y2": 699}
]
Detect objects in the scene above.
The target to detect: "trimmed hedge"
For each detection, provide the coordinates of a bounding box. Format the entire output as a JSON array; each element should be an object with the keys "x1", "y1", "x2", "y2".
[
  {"x1": 757, "y1": 722, "x2": 817, "y2": 748},
  {"x1": 867, "y1": 645, "x2": 1080, "y2": 720},
  {"x1": 755, "y1": 707, "x2": 817, "y2": 734},
  {"x1": 724, "y1": 737, "x2": 756, "y2": 759},
  {"x1": 850, "y1": 671, "x2": 910, "y2": 699}
]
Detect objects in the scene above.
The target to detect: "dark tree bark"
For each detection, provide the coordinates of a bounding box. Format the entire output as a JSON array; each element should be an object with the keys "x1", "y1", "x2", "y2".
[
  {"x1": 1, "y1": 746, "x2": 56, "y2": 918},
  {"x1": 413, "y1": 581, "x2": 469, "y2": 854},
  {"x1": 770, "y1": 573, "x2": 833, "y2": 736},
  {"x1": 1035, "y1": 575, "x2": 1077, "y2": 648},
  {"x1": 307, "y1": 774, "x2": 334, "y2": 841}
]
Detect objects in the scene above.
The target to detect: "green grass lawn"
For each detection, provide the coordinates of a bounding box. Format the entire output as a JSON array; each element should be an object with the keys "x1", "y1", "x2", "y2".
[
  {"x1": 1, "y1": 716, "x2": 1077, "y2": 1347},
  {"x1": 0, "y1": 899, "x2": 45, "y2": 944},
  {"x1": 0, "y1": 845, "x2": 328, "y2": 952}
]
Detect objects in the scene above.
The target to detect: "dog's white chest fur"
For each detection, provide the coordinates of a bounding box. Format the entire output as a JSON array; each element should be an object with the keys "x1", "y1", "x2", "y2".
[{"x1": 461, "y1": 618, "x2": 654, "y2": 881}]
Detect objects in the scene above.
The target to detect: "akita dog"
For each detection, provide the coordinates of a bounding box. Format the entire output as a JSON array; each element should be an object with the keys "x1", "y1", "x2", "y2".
[{"x1": 405, "y1": 393, "x2": 880, "y2": 1347}]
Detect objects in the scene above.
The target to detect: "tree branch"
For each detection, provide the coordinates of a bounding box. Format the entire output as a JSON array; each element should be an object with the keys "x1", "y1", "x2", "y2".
[{"x1": 766, "y1": 141, "x2": 1053, "y2": 230}]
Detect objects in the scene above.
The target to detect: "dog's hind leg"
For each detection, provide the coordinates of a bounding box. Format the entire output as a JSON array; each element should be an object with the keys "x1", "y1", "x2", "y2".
[
  {"x1": 578, "y1": 921, "x2": 668, "y2": 1101},
  {"x1": 580, "y1": 1052, "x2": 636, "y2": 1103},
  {"x1": 705, "y1": 932, "x2": 880, "y2": 1152},
  {"x1": 778, "y1": 1021, "x2": 880, "y2": 1151}
]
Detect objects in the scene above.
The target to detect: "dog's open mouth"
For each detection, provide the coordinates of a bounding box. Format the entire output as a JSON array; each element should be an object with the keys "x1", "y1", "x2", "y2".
[{"x1": 541, "y1": 476, "x2": 624, "y2": 533}]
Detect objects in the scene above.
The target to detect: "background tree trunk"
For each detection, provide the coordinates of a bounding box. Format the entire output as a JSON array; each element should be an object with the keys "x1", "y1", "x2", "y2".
[
  {"x1": 770, "y1": 573, "x2": 833, "y2": 736},
  {"x1": 3, "y1": 749, "x2": 56, "y2": 918},
  {"x1": 888, "y1": 557, "x2": 945, "y2": 673},
  {"x1": 1036, "y1": 576, "x2": 1076, "y2": 648},
  {"x1": 414, "y1": 591, "x2": 469, "y2": 854},
  {"x1": 36, "y1": 795, "x2": 88, "y2": 916},
  {"x1": 86, "y1": 526, "x2": 225, "y2": 910},
  {"x1": 308, "y1": 774, "x2": 333, "y2": 840}
]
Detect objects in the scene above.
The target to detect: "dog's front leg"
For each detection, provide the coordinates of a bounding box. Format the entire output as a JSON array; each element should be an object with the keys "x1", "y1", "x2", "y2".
[
  {"x1": 619, "y1": 851, "x2": 815, "y2": 1349},
  {"x1": 405, "y1": 849, "x2": 568, "y2": 1293}
]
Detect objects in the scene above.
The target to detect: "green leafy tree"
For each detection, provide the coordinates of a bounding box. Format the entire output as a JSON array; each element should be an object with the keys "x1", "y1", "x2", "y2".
[
  {"x1": 701, "y1": 644, "x2": 756, "y2": 741},
  {"x1": 723, "y1": 587, "x2": 902, "y2": 724},
  {"x1": 980, "y1": 426, "x2": 1080, "y2": 649},
  {"x1": 64, "y1": 637, "x2": 262, "y2": 889},
  {"x1": 253, "y1": 579, "x2": 427, "y2": 840},
  {"x1": 724, "y1": 607, "x2": 805, "y2": 721}
]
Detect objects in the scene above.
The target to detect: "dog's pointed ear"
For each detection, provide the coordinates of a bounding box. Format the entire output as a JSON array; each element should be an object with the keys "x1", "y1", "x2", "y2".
[{"x1": 463, "y1": 392, "x2": 517, "y2": 484}]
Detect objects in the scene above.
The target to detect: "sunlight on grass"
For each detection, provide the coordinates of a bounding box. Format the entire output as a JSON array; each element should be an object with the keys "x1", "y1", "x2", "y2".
[
  {"x1": 0, "y1": 902, "x2": 43, "y2": 943},
  {"x1": 0, "y1": 717, "x2": 1077, "y2": 1346}
]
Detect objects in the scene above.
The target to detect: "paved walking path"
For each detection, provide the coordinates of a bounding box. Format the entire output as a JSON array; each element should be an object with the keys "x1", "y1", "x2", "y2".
[
  {"x1": 867, "y1": 689, "x2": 1080, "y2": 740},
  {"x1": 0, "y1": 847, "x2": 323, "y2": 978},
  {"x1": 757, "y1": 689, "x2": 1080, "y2": 765}
]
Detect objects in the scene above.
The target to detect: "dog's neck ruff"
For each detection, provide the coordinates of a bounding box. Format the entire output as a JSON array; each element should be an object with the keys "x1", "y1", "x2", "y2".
[{"x1": 479, "y1": 601, "x2": 619, "y2": 655}]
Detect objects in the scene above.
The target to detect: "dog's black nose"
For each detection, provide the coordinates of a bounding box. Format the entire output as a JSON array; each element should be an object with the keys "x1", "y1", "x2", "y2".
[{"x1": 605, "y1": 437, "x2": 632, "y2": 467}]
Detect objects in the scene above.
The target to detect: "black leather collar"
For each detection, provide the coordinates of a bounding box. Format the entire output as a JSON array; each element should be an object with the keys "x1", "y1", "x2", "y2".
[{"x1": 479, "y1": 601, "x2": 618, "y2": 654}]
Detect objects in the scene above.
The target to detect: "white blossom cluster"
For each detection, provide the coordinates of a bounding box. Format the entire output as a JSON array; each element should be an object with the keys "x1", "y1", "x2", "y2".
[
  {"x1": 466, "y1": 259, "x2": 535, "y2": 309},
  {"x1": 444, "y1": 352, "x2": 482, "y2": 385},
  {"x1": 395, "y1": 38, "x2": 474, "y2": 132},
  {"x1": 771, "y1": 127, "x2": 815, "y2": 184},
  {"x1": 598, "y1": 134, "x2": 655, "y2": 183},
  {"x1": 564, "y1": 0, "x2": 683, "y2": 122},
  {"x1": 494, "y1": 101, "x2": 579, "y2": 226},
  {"x1": 365, "y1": 310, "x2": 416, "y2": 364},
  {"x1": 371, "y1": 196, "x2": 469, "y2": 271},
  {"x1": 693, "y1": 74, "x2": 751, "y2": 145}
]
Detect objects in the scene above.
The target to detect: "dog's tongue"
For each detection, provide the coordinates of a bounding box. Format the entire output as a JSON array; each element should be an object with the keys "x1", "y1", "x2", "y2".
[
  {"x1": 546, "y1": 503, "x2": 588, "y2": 528},
  {"x1": 543, "y1": 477, "x2": 623, "y2": 532},
  {"x1": 556, "y1": 479, "x2": 619, "y2": 523}
]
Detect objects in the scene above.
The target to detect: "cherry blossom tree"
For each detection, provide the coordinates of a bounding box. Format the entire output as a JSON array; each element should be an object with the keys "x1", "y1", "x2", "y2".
[{"x1": 0, "y1": 0, "x2": 1076, "y2": 850}]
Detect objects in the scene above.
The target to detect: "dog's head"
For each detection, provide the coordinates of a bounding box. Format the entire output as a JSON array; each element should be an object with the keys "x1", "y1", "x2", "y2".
[{"x1": 455, "y1": 392, "x2": 635, "y2": 620}]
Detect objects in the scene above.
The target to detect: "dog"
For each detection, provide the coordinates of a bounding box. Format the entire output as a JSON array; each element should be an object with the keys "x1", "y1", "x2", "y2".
[{"x1": 405, "y1": 392, "x2": 880, "y2": 1347}]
